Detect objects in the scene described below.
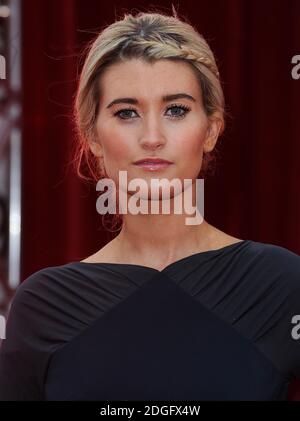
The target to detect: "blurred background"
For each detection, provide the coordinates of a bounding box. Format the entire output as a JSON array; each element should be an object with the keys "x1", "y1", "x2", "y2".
[{"x1": 0, "y1": 0, "x2": 300, "y2": 399}]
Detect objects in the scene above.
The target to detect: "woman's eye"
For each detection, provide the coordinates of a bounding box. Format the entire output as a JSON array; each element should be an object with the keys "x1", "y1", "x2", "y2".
[
  {"x1": 166, "y1": 105, "x2": 191, "y2": 119},
  {"x1": 114, "y1": 109, "x2": 137, "y2": 119},
  {"x1": 113, "y1": 104, "x2": 191, "y2": 120}
]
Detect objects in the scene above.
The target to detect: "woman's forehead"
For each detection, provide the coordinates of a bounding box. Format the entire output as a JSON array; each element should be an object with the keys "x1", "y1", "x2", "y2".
[{"x1": 98, "y1": 59, "x2": 201, "y2": 102}]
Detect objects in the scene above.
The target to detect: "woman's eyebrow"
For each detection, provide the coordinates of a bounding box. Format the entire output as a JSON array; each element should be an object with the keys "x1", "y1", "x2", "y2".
[{"x1": 106, "y1": 93, "x2": 196, "y2": 109}]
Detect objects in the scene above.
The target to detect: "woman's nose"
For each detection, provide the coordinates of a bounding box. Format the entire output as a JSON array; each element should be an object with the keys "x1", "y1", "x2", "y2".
[{"x1": 139, "y1": 116, "x2": 167, "y2": 150}]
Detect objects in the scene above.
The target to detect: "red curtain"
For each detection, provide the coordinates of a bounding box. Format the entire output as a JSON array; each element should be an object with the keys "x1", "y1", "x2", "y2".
[{"x1": 21, "y1": 0, "x2": 300, "y2": 399}]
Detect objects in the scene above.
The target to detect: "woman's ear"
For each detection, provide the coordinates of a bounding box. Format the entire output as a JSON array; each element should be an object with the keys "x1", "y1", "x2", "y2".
[{"x1": 203, "y1": 113, "x2": 223, "y2": 153}]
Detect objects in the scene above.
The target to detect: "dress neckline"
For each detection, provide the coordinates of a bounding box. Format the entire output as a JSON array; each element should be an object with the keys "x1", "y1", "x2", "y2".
[{"x1": 71, "y1": 240, "x2": 251, "y2": 274}]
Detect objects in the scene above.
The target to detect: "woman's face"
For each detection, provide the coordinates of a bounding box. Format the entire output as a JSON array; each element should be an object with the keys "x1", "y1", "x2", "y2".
[{"x1": 91, "y1": 58, "x2": 222, "y2": 200}]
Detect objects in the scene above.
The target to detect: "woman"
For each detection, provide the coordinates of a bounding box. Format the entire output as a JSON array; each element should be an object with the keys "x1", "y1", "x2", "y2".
[{"x1": 0, "y1": 10, "x2": 300, "y2": 401}]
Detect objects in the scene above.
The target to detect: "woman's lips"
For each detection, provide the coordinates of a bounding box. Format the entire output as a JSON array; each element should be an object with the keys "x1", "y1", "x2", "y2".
[
  {"x1": 133, "y1": 162, "x2": 173, "y2": 171},
  {"x1": 133, "y1": 158, "x2": 173, "y2": 172}
]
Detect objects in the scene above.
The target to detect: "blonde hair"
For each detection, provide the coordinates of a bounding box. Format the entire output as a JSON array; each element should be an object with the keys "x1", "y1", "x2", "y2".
[{"x1": 73, "y1": 9, "x2": 226, "y2": 231}]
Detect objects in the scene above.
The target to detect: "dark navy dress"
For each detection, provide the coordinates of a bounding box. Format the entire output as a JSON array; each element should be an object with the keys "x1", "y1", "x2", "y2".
[{"x1": 0, "y1": 240, "x2": 300, "y2": 400}]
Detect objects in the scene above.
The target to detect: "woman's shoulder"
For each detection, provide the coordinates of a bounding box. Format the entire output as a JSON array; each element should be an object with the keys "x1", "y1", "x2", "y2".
[
  {"x1": 14, "y1": 257, "x2": 115, "y2": 295},
  {"x1": 247, "y1": 239, "x2": 300, "y2": 259},
  {"x1": 246, "y1": 239, "x2": 300, "y2": 260},
  {"x1": 246, "y1": 240, "x2": 300, "y2": 287},
  {"x1": 11, "y1": 262, "x2": 84, "y2": 306},
  {"x1": 241, "y1": 240, "x2": 300, "y2": 380},
  {"x1": 7, "y1": 262, "x2": 103, "y2": 329},
  {"x1": 4, "y1": 261, "x2": 112, "y2": 353},
  {"x1": 7, "y1": 257, "x2": 143, "y2": 340}
]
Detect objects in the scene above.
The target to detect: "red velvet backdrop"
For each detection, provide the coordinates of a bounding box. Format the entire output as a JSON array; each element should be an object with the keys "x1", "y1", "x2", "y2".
[{"x1": 21, "y1": 0, "x2": 300, "y2": 399}]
